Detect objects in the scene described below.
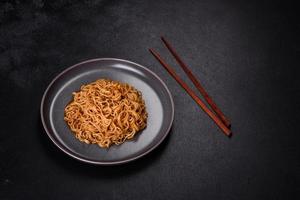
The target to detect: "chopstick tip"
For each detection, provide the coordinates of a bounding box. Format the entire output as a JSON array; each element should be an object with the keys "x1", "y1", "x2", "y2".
[
  {"x1": 227, "y1": 131, "x2": 233, "y2": 138},
  {"x1": 148, "y1": 48, "x2": 154, "y2": 53},
  {"x1": 161, "y1": 36, "x2": 167, "y2": 42},
  {"x1": 149, "y1": 48, "x2": 158, "y2": 56}
]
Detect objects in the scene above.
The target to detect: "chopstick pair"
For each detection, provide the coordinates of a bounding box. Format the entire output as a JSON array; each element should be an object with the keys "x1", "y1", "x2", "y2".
[{"x1": 149, "y1": 37, "x2": 232, "y2": 137}]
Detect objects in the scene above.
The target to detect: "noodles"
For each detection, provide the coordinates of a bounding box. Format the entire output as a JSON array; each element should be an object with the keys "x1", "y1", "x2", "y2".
[{"x1": 64, "y1": 79, "x2": 148, "y2": 148}]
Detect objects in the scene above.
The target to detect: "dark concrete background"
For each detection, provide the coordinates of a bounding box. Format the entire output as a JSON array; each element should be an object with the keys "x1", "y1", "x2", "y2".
[{"x1": 0, "y1": 0, "x2": 299, "y2": 199}]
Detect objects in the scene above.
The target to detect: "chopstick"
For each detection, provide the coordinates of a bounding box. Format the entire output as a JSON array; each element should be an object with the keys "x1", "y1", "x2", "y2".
[
  {"x1": 149, "y1": 49, "x2": 231, "y2": 137},
  {"x1": 161, "y1": 36, "x2": 231, "y2": 128}
]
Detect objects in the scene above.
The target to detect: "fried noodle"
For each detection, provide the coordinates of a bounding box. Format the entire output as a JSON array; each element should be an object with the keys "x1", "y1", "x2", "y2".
[{"x1": 64, "y1": 79, "x2": 148, "y2": 148}]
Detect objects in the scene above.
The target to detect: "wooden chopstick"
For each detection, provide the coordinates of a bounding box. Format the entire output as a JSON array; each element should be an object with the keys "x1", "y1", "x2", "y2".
[
  {"x1": 149, "y1": 48, "x2": 231, "y2": 137},
  {"x1": 161, "y1": 36, "x2": 231, "y2": 128}
]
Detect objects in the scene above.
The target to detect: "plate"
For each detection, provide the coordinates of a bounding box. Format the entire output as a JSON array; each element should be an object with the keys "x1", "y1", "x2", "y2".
[{"x1": 40, "y1": 58, "x2": 174, "y2": 165}]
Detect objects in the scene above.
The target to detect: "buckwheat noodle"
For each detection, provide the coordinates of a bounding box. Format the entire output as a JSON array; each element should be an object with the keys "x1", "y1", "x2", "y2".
[{"x1": 64, "y1": 79, "x2": 148, "y2": 148}]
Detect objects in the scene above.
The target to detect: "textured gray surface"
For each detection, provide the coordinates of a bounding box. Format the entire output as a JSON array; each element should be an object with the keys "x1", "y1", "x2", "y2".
[{"x1": 0, "y1": 0, "x2": 299, "y2": 199}]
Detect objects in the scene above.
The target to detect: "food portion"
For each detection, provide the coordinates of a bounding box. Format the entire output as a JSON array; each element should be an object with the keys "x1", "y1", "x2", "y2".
[{"x1": 64, "y1": 79, "x2": 148, "y2": 148}]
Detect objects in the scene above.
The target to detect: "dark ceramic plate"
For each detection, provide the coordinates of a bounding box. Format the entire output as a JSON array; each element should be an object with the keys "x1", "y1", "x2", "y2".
[{"x1": 40, "y1": 58, "x2": 174, "y2": 165}]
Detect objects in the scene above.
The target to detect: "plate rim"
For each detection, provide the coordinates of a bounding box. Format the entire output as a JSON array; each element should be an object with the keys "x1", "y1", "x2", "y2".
[{"x1": 40, "y1": 58, "x2": 174, "y2": 165}]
